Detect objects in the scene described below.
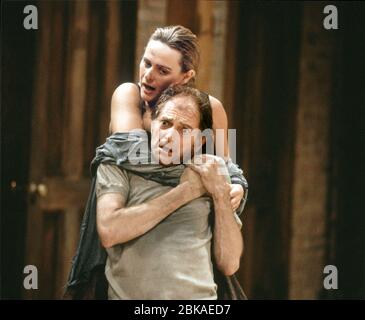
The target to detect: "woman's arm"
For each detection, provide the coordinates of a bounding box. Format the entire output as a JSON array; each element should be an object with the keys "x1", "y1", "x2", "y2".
[
  {"x1": 109, "y1": 83, "x2": 144, "y2": 133},
  {"x1": 209, "y1": 95, "x2": 230, "y2": 159},
  {"x1": 209, "y1": 95, "x2": 248, "y2": 213}
]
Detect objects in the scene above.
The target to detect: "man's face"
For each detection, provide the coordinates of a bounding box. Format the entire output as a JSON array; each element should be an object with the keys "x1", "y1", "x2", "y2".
[{"x1": 151, "y1": 95, "x2": 202, "y2": 165}]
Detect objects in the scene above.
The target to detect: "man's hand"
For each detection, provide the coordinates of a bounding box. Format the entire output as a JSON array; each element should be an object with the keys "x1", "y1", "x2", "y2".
[
  {"x1": 179, "y1": 167, "x2": 207, "y2": 199},
  {"x1": 230, "y1": 184, "x2": 244, "y2": 211},
  {"x1": 187, "y1": 154, "x2": 231, "y2": 199}
]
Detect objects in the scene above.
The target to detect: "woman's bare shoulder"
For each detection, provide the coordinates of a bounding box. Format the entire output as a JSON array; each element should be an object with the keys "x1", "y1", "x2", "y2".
[
  {"x1": 208, "y1": 95, "x2": 228, "y2": 121},
  {"x1": 208, "y1": 95, "x2": 225, "y2": 111},
  {"x1": 110, "y1": 82, "x2": 144, "y2": 132},
  {"x1": 112, "y1": 82, "x2": 140, "y2": 102}
]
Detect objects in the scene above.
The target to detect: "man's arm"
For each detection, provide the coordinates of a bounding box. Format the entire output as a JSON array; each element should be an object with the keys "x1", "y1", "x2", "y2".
[
  {"x1": 211, "y1": 184, "x2": 244, "y2": 276},
  {"x1": 188, "y1": 155, "x2": 244, "y2": 276},
  {"x1": 96, "y1": 166, "x2": 206, "y2": 248}
]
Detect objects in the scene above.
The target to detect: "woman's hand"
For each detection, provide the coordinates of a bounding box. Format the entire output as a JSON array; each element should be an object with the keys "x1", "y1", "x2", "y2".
[{"x1": 230, "y1": 184, "x2": 244, "y2": 211}]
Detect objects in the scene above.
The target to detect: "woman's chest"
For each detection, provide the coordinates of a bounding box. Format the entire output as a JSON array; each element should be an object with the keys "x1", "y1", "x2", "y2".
[{"x1": 142, "y1": 108, "x2": 152, "y2": 131}]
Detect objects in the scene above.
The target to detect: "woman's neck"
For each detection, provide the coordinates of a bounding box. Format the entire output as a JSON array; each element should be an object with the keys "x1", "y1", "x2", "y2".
[{"x1": 145, "y1": 99, "x2": 157, "y2": 110}]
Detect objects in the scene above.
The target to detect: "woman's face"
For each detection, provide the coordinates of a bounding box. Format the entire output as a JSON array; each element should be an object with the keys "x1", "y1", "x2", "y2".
[{"x1": 139, "y1": 40, "x2": 193, "y2": 105}]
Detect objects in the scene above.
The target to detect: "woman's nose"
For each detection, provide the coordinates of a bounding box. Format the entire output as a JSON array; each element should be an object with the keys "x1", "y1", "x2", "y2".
[{"x1": 144, "y1": 67, "x2": 154, "y2": 82}]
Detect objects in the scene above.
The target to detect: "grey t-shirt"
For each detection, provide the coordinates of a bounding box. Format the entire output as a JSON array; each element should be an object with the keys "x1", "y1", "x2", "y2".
[{"x1": 96, "y1": 163, "x2": 242, "y2": 300}]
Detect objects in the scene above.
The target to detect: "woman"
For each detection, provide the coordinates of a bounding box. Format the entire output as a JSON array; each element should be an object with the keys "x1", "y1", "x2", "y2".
[{"x1": 109, "y1": 25, "x2": 247, "y2": 211}]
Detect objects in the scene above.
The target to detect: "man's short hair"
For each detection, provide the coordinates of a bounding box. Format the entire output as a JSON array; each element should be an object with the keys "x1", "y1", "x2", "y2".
[{"x1": 151, "y1": 85, "x2": 213, "y2": 131}]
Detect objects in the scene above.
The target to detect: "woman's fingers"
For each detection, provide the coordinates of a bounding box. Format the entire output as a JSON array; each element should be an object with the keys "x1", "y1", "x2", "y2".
[
  {"x1": 231, "y1": 198, "x2": 240, "y2": 211},
  {"x1": 230, "y1": 184, "x2": 244, "y2": 211}
]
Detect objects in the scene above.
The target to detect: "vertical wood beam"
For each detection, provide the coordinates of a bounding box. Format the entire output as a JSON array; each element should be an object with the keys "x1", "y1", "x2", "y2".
[
  {"x1": 134, "y1": 0, "x2": 168, "y2": 81},
  {"x1": 209, "y1": 1, "x2": 228, "y2": 102},
  {"x1": 98, "y1": 1, "x2": 122, "y2": 142},
  {"x1": 62, "y1": 1, "x2": 89, "y2": 179},
  {"x1": 166, "y1": 0, "x2": 197, "y2": 32},
  {"x1": 59, "y1": 0, "x2": 89, "y2": 295},
  {"x1": 24, "y1": 0, "x2": 53, "y2": 299},
  {"x1": 288, "y1": 4, "x2": 336, "y2": 299},
  {"x1": 195, "y1": 0, "x2": 213, "y2": 93}
]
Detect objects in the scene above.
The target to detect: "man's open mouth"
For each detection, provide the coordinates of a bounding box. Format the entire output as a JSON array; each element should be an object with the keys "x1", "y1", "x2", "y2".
[{"x1": 159, "y1": 145, "x2": 172, "y2": 156}]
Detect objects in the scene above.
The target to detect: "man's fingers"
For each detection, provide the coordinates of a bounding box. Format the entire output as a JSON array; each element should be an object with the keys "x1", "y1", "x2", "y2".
[{"x1": 186, "y1": 163, "x2": 202, "y2": 174}]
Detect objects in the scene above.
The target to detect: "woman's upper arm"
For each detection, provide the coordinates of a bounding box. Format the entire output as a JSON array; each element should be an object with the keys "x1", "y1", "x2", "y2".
[
  {"x1": 110, "y1": 82, "x2": 144, "y2": 133},
  {"x1": 209, "y1": 95, "x2": 229, "y2": 158}
]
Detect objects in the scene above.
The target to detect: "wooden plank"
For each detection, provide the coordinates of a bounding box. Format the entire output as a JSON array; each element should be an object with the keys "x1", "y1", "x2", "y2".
[
  {"x1": 223, "y1": 1, "x2": 239, "y2": 130},
  {"x1": 46, "y1": 1, "x2": 67, "y2": 176},
  {"x1": 209, "y1": 1, "x2": 228, "y2": 101},
  {"x1": 83, "y1": 1, "x2": 105, "y2": 175},
  {"x1": 37, "y1": 177, "x2": 90, "y2": 211},
  {"x1": 24, "y1": 0, "x2": 54, "y2": 299},
  {"x1": 40, "y1": 212, "x2": 60, "y2": 299},
  {"x1": 134, "y1": 0, "x2": 167, "y2": 81},
  {"x1": 62, "y1": 1, "x2": 89, "y2": 179},
  {"x1": 98, "y1": 0, "x2": 122, "y2": 143},
  {"x1": 57, "y1": 0, "x2": 90, "y2": 299},
  {"x1": 288, "y1": 3, "x2": 335, "y2": 299},
  {"x1": 166, "y1": 0, "x2": 197, "y2": 33},
  {"x1": 195, "y1": 0, "x2": 213, "y2": 94},
  {"x1": 238, "y1": 9, "x2": 265, "y2": 298},
  {"x1": 55, "y1": 207, "x2": 81, "y2": 298}
]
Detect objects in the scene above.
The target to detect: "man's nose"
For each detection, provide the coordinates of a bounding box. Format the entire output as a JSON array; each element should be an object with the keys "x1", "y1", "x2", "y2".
[{"x1": 161, "y1": 127, "x2": 175, "y2": 144}]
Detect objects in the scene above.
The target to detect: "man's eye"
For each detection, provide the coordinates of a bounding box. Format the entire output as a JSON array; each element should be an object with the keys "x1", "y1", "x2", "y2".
[
  {"x1": 161, "y1": 120, "x2": 169, "y2": 126},
  {"x1": 160, "y1": 69, "x2": 169, "y2": 75},
  {"x1": 144, "y1": 61, "x2": 151, "y2": 67}
]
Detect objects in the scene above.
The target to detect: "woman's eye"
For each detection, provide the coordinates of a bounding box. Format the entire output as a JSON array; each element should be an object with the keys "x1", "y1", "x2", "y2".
[{"x1": 144, "y1": 61, "x2": 151, "y2": 67}]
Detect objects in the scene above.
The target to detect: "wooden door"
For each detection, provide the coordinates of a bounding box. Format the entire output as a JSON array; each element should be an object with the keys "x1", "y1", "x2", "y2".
[{"x1": 23, "y1": 0, "x2": 137, "y2": 299}]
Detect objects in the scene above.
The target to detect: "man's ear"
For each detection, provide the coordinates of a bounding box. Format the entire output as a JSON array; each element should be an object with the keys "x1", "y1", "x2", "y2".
[{"x1": 181, "y1": 69, "x2": 196, "y2": 84}]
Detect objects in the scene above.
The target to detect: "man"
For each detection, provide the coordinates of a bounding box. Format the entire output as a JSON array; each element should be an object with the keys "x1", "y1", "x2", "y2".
[{"x1": 95, "y1": 86, "x2": 243, "y2": 299}]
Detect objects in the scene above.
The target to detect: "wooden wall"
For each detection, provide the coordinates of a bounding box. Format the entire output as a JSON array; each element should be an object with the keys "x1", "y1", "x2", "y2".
[
  {"x1": 22, "y1": 0, "x2": 137, "y2": 299},
  {"x1": 225, "y1": 2, "x2": 302, "y2": 298}
]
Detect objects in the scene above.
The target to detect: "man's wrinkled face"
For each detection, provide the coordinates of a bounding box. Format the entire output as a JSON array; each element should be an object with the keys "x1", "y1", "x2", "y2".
[{"x1": 151, "y1": 95, "x2": 203, "y2": 165}]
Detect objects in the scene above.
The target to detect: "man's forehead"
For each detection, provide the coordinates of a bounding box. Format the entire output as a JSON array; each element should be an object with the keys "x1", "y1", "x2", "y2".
[
  {"x1": 160, "y1": 96, "x2": 197, "y2": 115},
  {"x1": 159, "y1": 97, "x2": 200, "y2": 126}
]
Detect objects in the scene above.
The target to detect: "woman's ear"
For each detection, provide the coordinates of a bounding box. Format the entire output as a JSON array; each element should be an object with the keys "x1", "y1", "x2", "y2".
[{"x1": 181, "y1": 69, "x2": 196, "y2": 84}]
